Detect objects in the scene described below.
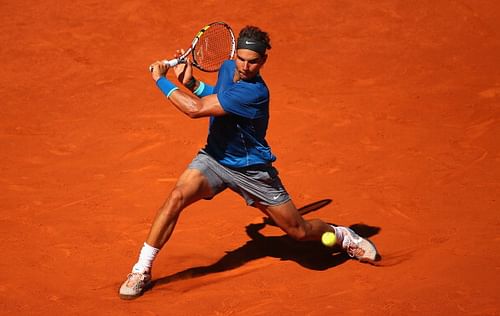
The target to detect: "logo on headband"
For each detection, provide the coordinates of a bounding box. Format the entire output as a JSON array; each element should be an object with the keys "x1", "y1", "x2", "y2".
[{"x1": 237, "y1": 37, "x2": 267, "y2": 55}]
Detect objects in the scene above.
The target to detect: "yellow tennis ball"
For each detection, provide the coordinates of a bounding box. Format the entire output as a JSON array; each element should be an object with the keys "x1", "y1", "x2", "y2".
[{"x1": 321, "y1": 231, "x2": 337, "y2": 247}]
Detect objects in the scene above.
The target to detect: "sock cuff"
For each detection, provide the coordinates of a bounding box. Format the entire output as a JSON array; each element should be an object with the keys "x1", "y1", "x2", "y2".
[
  {"x1": 143, "y1": 242, "x2": 160, "y2": 254},
  {"x1": 132, "y1": 243, "x2": 160, "y2": 273},
  {"x1": 332, "y1": 225, "x2": 344, "y2": 245}
]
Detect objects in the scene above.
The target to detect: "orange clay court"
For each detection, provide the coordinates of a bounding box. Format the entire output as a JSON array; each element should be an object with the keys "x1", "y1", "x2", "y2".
[{"x1": 1, "y1": 1, "x2": 499, "y2": 315}]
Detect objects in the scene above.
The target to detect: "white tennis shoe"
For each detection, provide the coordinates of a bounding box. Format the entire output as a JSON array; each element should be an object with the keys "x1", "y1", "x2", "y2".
[
  {"x1": 119, "y1": 271, "x2": 151, "y2": 300},
  {"x1": 337, "y1": 226, "x2": 378, "y2": 262}
]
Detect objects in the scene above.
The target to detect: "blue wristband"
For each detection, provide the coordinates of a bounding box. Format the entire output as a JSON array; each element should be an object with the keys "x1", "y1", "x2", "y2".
[
  {"x1": 156, "y1": 77, "x2": 179, "y2": 98},
  {"x1": 193, "y1": 81, "x2": 205, "y2": 97}
]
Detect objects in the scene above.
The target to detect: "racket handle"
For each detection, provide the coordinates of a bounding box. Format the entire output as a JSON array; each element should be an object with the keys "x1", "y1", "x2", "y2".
[
  {"x1": 165, "y1": 59, "x2": 180, "y2": 67},
  {"x1": 149, "y1": 58, "x2": 182, "y2": 72}
]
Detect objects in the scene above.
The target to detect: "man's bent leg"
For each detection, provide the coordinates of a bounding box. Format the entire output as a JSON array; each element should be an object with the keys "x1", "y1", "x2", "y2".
[
  {"x1": 261, "y1": 201, "x2": 378, "y2": 262},
  {"x1": 261, "y1": 200, "x2": 333, "y2": 241}
]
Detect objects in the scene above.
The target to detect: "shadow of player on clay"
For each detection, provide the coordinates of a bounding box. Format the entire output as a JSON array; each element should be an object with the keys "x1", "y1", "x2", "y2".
[{"x1": 151, "y1": 199, "x2": 381, "y2": 290}]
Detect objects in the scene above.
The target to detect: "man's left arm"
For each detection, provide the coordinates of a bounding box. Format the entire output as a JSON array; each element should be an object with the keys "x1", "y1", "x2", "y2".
[{"x1": 151, "y1": 61, "x2": 226, "y2": 119}]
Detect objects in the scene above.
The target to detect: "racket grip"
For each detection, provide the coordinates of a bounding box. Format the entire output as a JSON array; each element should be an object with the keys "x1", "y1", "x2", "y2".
[
  {"x1": 165, "y1": 59, "x2": 180, "y2": 67},
  {"x1": 149, "y1": 58, "x2": 181, "y2": 72}
]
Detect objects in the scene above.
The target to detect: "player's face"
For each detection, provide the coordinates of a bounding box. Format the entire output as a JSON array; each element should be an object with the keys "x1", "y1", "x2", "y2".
[{"x1": 235, "y1": 49, "x2": 267, "y2": 80}]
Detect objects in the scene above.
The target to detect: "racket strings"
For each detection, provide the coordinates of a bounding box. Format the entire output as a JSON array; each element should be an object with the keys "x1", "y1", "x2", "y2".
[{"x1": 193, "y1": 25, "x2": 234, "y2": 72}]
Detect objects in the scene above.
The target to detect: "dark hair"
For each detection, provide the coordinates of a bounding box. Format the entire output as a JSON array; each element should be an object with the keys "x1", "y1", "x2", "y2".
[{"x1": 238, "y1": 26, "x2": 271, "y2": 50}]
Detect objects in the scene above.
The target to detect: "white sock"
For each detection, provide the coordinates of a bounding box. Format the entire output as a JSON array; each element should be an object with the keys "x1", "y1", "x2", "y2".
[
  {"x1": 331, "y1": 225, "x2": 344, "y2": 246},
  {"x1": 132, "y1": 242, "x2": 160, "y2": 273}
]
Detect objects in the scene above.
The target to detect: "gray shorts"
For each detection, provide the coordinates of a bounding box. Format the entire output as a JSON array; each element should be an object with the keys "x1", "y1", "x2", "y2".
[{"x1": 188, "y1": 150, "x2": 291, "y2": 206}]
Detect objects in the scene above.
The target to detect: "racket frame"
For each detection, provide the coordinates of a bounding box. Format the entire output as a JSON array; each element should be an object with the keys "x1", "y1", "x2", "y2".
[{"x1": 158, "y1": 22, "x2": 235, "y2": 72}]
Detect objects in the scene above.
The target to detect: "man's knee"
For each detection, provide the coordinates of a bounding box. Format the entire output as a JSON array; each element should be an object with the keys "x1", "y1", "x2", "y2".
[
  {"x1": 286, "y1": 226, "x2": 307, "y2": 241},
  {"x1": 169, "y1": 188, "x2": 185, "y2": 205},
  {"x1": 159, "y1": 188, "x2": 185, "y2": 217}
]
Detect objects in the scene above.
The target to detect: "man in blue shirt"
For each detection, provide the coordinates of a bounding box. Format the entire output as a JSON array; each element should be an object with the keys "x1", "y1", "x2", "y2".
[
  {"x1": 119, "y1": 26, "x2": 378, "y2": 299},
  {"x1": 205, "y1": 58, "x2": 276, "y2": 167}
]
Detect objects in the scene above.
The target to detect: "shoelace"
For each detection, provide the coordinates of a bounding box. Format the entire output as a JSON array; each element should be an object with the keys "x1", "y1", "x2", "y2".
[{"x1": 126, "y1": 273, "x2": 147, "y2": 287}]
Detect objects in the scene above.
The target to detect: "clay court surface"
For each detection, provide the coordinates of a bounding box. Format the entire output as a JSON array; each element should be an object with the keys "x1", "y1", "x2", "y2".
[{"x1": 1, "y1": 1, "x2": 499, "y2": 315}]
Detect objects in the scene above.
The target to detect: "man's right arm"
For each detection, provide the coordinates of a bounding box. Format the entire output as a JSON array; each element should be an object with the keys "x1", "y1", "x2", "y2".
[{"x1": 167, "y1": 90, "x2": 225, "y2": 119}]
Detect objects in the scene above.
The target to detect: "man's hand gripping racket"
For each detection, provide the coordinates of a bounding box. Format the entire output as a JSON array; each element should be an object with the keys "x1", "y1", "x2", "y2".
[{"x1": 149, "y1": 21, "x2": 236, "y2": 73}]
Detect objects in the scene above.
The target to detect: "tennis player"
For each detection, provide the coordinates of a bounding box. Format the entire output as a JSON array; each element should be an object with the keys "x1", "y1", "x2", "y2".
[{"x1": 119, "y1": 25, "x2": 378, "y2": 299}]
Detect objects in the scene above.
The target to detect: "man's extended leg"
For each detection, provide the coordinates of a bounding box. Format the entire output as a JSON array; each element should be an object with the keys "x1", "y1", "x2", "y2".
[
  {"x1": 262, "y1": 200, "x2": 378, "y2": 261},
  {"x1": 119, "y1": 168, "x2": 213, "y2": 299},
  {"x1": 145, "y1": 169, "x2": 213, "y2": 248}
]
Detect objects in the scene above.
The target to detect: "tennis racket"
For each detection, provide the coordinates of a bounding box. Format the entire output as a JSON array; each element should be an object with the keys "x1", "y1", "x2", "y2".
[{"x1": 150, "y1": 21, "x2": 236, "y2": 72}]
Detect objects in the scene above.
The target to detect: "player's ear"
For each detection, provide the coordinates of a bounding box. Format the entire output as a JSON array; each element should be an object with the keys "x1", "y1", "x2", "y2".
[{"x1": 261, "y1": 54, "x2": 268, "y2": 64}]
